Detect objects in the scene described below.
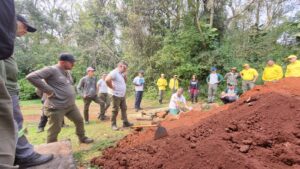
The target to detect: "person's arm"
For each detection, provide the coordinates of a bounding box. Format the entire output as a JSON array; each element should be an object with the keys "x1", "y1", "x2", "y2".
[
  {"x1": 76, "y1": 77, "x2": 85, "y2": 96},
  {"x1": 122, "y1": 72, "x2": 127, "y2": 82},
  {"x1": 240, "y1": 71, "x2": 244, "y2": 78},
  {"x1": 96, "y1": 80, "x2": 100, "y2": 94},
  {"x1": 26, "y1": 67, "x2": 55, "y2": 96},
  {"x1": 218, "y1": 74, "x2": 224, "y2": 83},
  {"x1": 163, "y1": 79, "x2": 167, "y2": 87},
  {"x1": 224, "y1": 73, "x2": 228, "y2": 80},
  {"x1": 105, "y1": 74, "x2": 114, "y2": 90},
  {"x1": 206, "y1": 76, "x2": 210, "y2": 83},
  {"x1": 253, "y1": 70, "x2": 259, "y2": 82},
  {"x1": 133, "y1": 77, "x2": 140, "y2": 86},
  {"x1": 182, "y1": 97, "x2": 190, "y2": 110},
  {"x1": 0, "y1": 0, "x2": 16, "y2": 60}
]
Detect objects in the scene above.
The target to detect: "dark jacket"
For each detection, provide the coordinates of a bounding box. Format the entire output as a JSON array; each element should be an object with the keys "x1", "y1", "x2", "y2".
[{"x1": 0, "y1": 0, "x2": 16, "y2": 60}]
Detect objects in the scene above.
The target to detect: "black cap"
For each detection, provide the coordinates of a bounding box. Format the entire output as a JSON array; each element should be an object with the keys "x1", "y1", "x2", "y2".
[
  {"x1": 16, "y1": 15, "x2": 37, "y2": 32},
  {"x1": 59, "y1": 53, "x2": 76, "y2": 63}
]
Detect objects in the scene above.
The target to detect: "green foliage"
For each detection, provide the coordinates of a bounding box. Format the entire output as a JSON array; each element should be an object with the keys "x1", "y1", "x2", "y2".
[
  {"x1": 19, "y1": 78, "x2": 37, "y2": 100},
  {"x1": 13, "y1": 0, "x2": 300, "y2": 100}
]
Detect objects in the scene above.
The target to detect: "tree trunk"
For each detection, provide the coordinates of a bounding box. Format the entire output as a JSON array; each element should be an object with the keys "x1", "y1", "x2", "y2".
[
  {"x1": 255, "y1": 0, "x2": 261, "y2": 31},
  {"x1": 209, "y1": 0, "x2": 214, "y2": 28}
]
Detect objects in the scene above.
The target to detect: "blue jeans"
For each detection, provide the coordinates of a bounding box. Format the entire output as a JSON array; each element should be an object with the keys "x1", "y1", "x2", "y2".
[
  {"x1": 11, "y1": 95, "x2": 35, "y2": 160},
  {"x1": 134, "y1": 91, "x2": 143, "y2": 109}
]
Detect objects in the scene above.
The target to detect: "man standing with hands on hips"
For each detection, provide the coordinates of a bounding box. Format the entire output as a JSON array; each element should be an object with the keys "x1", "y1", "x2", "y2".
[
  {"x1": 105, "y1": 61, "x2": 133, "y2": 130},
  {"x1": 27, "y1": 54, "x2": 94, "y2": 144}
]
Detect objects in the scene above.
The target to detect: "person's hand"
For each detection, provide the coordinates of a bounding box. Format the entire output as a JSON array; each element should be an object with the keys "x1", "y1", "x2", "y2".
[
  {"x1": 46, "y1": 92, "x2": 54, "y2": 98},
  {"x1": 112, "y1": 84, "x2": 115, "y2": 90}
]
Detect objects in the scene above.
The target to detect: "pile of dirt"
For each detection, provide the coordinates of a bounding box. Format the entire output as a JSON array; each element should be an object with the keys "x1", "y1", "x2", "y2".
[{"x1": 91, "y1": 78, "x2": 300, "y2": 169}]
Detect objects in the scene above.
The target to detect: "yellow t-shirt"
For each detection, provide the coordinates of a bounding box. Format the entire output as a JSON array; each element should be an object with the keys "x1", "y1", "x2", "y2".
[
  {"x1": 156, "y1": 78, "x2": 168, "y2": 90},
  {"x1": 285, "y1": 60, "x2": 300, "y2": 77},
  {"x1": 169, "y1": 78, "x2": 179, "y2": 90},
  {"x1": 240, "y1": 68, "x2": 259, "y2": 81},
  {"x1": 262, "y1": 64, "x2": 283, "y2": 82}
]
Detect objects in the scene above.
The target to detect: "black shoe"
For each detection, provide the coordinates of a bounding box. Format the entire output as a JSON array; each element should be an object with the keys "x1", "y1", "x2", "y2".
[
  {"x1": 112, "y1": 124, "x2": 119, "y2": 131},
  {"x1": 99, "y1": 116, "x2": 109, "y2": 121},
  {"x1": 79, "y1": 136, "x2": 94, "y2": 144},
  {"x1": 123, "y1": 121, "x2": 134, "y2": 128},
  {"x1": 15, "y1": 153, "x2": 54, "y2": 168},
  {"x1": 37, "y1": 127, "x2": 44, "y2": 133}
]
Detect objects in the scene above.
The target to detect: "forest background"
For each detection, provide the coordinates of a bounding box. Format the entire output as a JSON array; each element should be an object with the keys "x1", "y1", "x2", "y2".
[{"x1": 14, "y1": 0, "x2": 300, "y2": 100}]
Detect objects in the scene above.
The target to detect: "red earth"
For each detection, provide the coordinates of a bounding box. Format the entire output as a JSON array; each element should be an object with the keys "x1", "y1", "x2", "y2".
[{"x1": 91, "y1": 78, "x2": 300, "y2": 169}]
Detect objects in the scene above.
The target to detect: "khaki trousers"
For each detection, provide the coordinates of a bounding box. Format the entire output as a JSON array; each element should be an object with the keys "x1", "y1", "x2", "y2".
[
  {"x1": 98, "y1": 93, "x2": 110, "y2": 118},
  {"x1": 111, "y1": 95, "x2": 128, "y2": 125},
  {"x1": 242, "y1": 80, "x2": 255, "y2": 92},
  {"x1": 83, "y1": 96, "x2": 101, "y2": 122},
  {"x1": 44, "y1": 104, "x2": 85, "y2": 143}
]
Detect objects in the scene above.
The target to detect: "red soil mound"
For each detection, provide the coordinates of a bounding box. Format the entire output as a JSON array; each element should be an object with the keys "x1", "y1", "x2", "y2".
[{"x1": 91, "y1": 78, "x2": 300, "y2": 169}]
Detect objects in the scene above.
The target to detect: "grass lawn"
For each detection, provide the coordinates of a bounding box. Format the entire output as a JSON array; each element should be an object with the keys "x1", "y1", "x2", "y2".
[{"x1": 21, "y1": 96, "x2": 167, "y2": 168}]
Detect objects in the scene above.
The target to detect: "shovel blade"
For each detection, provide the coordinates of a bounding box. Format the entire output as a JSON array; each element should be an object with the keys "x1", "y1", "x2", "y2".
[{"x1": 154, "y1": 126, "x2": 168, "y2": 140}]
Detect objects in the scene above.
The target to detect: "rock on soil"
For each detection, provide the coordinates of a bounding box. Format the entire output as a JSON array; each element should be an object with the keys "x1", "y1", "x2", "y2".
[
  {"x1": 91, "y1": 78, "x2": 300, "y2": 169},
  {"x1": 28, "y1": 140, "x2": 75, "y2": 169}
]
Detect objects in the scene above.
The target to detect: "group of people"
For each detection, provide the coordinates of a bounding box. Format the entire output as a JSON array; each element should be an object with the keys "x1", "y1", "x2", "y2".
[
  {"x1": 158, "y1": 56, "x2": 300, "y2": 115},
  {"x1": 1, "y1": 2, "x2": 300, "y2": 168}
]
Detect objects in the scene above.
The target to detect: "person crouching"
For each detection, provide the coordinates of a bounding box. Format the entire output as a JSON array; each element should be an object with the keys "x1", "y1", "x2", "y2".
[
  {"x1": 168, "y1": 88, "x2": 191, "y2": 116},
  {"x1": 220, "y1": 83, "x2": 239, "y2": 104}
]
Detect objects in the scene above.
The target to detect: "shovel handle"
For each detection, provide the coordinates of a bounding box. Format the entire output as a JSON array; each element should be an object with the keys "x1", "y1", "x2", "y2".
[{"x1": 131, "y1": 124, "x2": 157, "y2": 128}]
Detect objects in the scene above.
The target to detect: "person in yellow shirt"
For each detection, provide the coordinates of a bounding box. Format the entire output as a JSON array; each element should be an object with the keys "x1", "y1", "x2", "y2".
[
  {"x1": 240, "y1": 64, "x2": 259, "y2": 92},
  {"x1": 262, "y1": 59, "x2": 283, "y2": 83},
  {"x1": 285, "y1": 55, "x2": 300, "y2": 77},
  {"x1": 169, "y1": 75, "x2": 179, "y2": 94},
  {"x1": 156, "y1": 74, "x2": 168, "y2": 104}
]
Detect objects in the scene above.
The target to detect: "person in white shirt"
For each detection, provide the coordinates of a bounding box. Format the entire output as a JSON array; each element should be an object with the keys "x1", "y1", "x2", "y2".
[
  {"x1": 105, "y1": 61, "x2": 133, "y2": 130},
  {"x1": 206, "y1": 67, "x2": 224, "y2": 103},
  {"x1": 168, "y1": 88, "x2": 191, "y2": 115},
  {"x1": 133, "y1": 70, "x2": 145, "y2": 112},
  {"x1": 97, "y1": 74, "x2": 110, "y2": 121}
]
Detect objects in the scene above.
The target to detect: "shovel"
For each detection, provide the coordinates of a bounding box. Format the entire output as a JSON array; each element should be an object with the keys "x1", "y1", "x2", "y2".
[{"x1": 131, "y1": 123, "x2": 168, "y2": 140}]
